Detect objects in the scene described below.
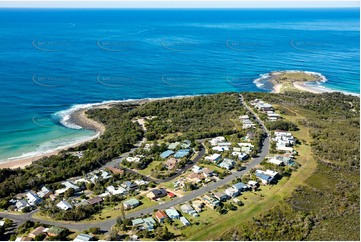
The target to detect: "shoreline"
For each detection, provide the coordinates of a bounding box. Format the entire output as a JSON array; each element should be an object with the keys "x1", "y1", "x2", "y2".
[
  {"x1": 0, "y1": 88, "x2": 358, "y2": 169},
  {"x1": 0, "y1": 94, "x2": 202, "y2": 169},
  {"x1": 273, "y1": 81, "x2": 360, "y2": 96},
  {"x1": 0, "y1": 109, "x2": 106, "y2": 169}
]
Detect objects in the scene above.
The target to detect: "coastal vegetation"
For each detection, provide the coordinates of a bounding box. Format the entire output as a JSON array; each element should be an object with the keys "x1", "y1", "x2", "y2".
[
  {"x1": 206, "y1": 92, "x2": 360, "y2": 241},
  {"x1": 270, "y1": 71, "x2": 323, "y2": 84}
]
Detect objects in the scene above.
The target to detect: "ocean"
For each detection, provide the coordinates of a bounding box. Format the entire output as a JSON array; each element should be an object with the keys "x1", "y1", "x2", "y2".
[{"x1": 0, "y1": 8, "x2": 359, "y2": 162}]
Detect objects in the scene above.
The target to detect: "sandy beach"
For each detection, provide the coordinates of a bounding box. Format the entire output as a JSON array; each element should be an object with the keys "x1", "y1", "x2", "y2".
[
  {"x1": 0, "y1": 95, "x2": 199, "y2": 169},
  {"x1": 272, "y1": 81, "x2": 328, "y2": 94},
  {"x1": 0, "y1": 107, "x2": 106, "y2": 169}
]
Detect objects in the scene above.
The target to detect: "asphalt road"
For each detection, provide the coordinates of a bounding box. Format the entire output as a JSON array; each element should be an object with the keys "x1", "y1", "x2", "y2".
[{"x1": 0, "y1": 94, "x2": 270, "y2": 232}]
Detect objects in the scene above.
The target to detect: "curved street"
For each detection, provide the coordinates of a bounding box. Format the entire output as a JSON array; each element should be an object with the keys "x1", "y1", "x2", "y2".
[{"x1": 0, "y1": 94, "x2": 270, "y2": 232}]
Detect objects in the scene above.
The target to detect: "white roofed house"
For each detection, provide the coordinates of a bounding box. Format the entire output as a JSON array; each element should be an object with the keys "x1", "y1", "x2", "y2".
[
  {"x1": 55, "y1": 181, "x2": 81, "y2": 195},
  {"x1": 106, "y1": 186, "x2": 127, "y2": 196},
  {"x1": 57, "y1": 200, "x2": 73, "y2": 210},
  {"x1": 15, "y1": 200, "x2": 29, "y2": 210},
  {"x1": 225, "y1": 186, "x2": 239, "y2": 198},
  {"x1": 239, "y1": 115, "x2": 250, "y2": 120},
  {"x1": 37, "y1": 186, "x2": 52, "y2": 198},
  {"x1": 180, "y1": 216, "x2": 190, "y2": 226},
  {"x1": 268, "y1": 155, "x2": 295, "y2": 166},
  {"x1": 212, "y1": 146, "x2": 229, "y2": 152},
  {"x1": 210, "y1": 136, "x2": 226, "y2": 146},
  {"x1": 26, "y1": 191, "x2": 42, "y2": 206},
  {"x1": 192, "y1": 165, "x2": 202, "y2": 174},
  {"x1": 205, "y1": 153, "x2": 222, "y2": 163},
  {"x1": 218, "y1": 158, "x2": 235, "y2": 170}
]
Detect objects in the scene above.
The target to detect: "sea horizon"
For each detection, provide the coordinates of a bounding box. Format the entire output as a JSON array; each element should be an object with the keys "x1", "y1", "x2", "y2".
[{"x1": 0, "y1": 8, "x2": 359, "y2": 163}]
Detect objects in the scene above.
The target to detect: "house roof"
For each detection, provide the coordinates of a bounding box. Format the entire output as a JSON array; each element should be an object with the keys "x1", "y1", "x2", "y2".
[
  {"x1": 256, "y1": 172, "x2": 271, "y2": 181},
  {"x1": 174, "y1": 149, "x2": 190, "y2": 158},
  {"x1": 124, "y1": 198, "x2": 139, "y2": 206},
  {"x1": 47, "y1": 226, "x2": 65, "y2": 235},
  {"x1": 160, "y1": 150, "x2": 174, "y2": 159},
  {"x1": 233, "y1": 182, "x2": 247, "y2": 190},
  {"x1": 155, "y1": 210, "x2": 168, "y2": 219},
  {"x1": 29, "y1": 226, "x2": 45, "y2": 236},
  {"x1": 214, "y1": 191, "x2": 227, "y2": 198},
  {"x1": 165, "y1": 208, "x2": 179, "y2": 217},
  {"x1": 149, "y1": 188, "x2": 167, "y2": 197},
  {"x1": 132, "y1": 218, "x2": 144, "y2": 226},
  {"x1": 180, "y1": 204, "x2": 193, "y2": 212},
  {"x1": 167, "y1": 192, "x2": 176, "y2": 197},
  {"x1": 74, "y1": 234, "x2": 94, "y2": 241},
  {"x1": 87, "y1": 196, "x2": 103, "y2": 205},
  {"x1": 143, "y1": 217, "x2": 156, "y2": 224},
  {"x1": 180, "y1": 216, "x2": 190, "y2": 224}
]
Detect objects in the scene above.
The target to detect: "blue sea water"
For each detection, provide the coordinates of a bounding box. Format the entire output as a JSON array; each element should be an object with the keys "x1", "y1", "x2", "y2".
[{"x1": 0, "y1": 8, "x2": 359, "y2": 162}]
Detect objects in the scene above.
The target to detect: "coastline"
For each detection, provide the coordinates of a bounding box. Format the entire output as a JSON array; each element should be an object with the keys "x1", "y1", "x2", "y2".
[
  {"x1": 0, "y1": 95, "x2": 201, "y2": 169},
  {"x1": 272, "y1": 81, "x2": 326, "y2": 94},
  {"x1": 0, "y1": 109, "x2": 106, "y2": 169}
]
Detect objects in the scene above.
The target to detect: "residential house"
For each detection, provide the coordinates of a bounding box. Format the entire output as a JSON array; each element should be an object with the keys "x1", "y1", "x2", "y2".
[
  {"x1": 143, "y1": 217, "x2": 156, "y2": 231},
  {"x1": 123, "y1": 198, "x2": 140, "y2": 209},
  {"x1": 28, "y1": 226, "x2": 45, "y2": 239},
  {"x1": 106, "y1": 185, "x2": 127, "y2": 196},
  {"x1": 213, "y1": 191, "x2": 229, "y2": 201},
  {"x1": 192, "y1": 200, "x2": 204, "y2": 212},
  {"x1": 160, "y1": 150, "x2": 174, "y2": 159},
  {"x1": 15, "y1": 200, "x2": 29, "y2": 210},
  {"x1": 255, "y1": 169, "x2": 278, "y2": 184},
  {"x1": 192, "y1": 165, "x2": 202, "y2": 173},
  {"x1": 181, "y1": 140, "x2": 192, "y2": 149},
  {"x1": 205, "y1": 153, "x2": 221, "y2": 163},
  {"x1": 74, "y1": 234, "x2": 95, "y2": 242},
  {"x1": 26, "y1": 191, "x2": 41, "y2": 206},
  {"x1": 180, "y1": 203, "x2": 198, "y2": 217},
  {"x1": 55, "y1": 181, "x2": 81, "y2": 195},
  {"x1": 202, "y1": 168, "x2": 213, "y2": 177},
  {"x1": 218, "y1": 158, "x2": 235, "y2": 170},
  {"x1": 134, "y1": 179, "x2": 148, "y2": 186},
  {"x1": 180, "y1": 217, "x2": 190, "y2": 226},
  {"x1": 202, "y1": 194, "x2": 220, "y2": 209},
  {"x1": 37, "y1": 187, "x2": 51, "y2": 199},
  {"x1": 147, "y1": 188, "x2": 167, "y2": 200},
  {"x1": 233, "y1": 182, "x2": 248, "y2": 192},
  {"x1": 224, "y1": 187, "x2": 239, "y2": 198},
  {"x1": 210, "y1": 136, "x2": 226, "y2": 146},
  {"x1": 174, "y1": 149, "x2": 191, "y2": 158},
  {"x1": 87, "y1": 196, "x2": 103, "y2": 205},
  {"x1": 247, "y1": 181, "x2": 259, "y2": 190},
  {"x1": 56, "y1": 200, "x2": 73, "y2": 210},
  {"x1": 46, "y1": 226, "x2": 66, "y2": 237},
  {"x1": 155, "y1": 210, "x2": 168, "y2": 222},
  {"x1": 126, "y1": 156, "x2": 141, "y2": 163},
  {"x1": 132, "y1": 218, "x2": 144, "y2": 227},
  {"x1": 165, "y1": 208, "x2": 180, "y2": 219},
  {"x1": 168, "y1": 142, "x2": 180, "y2": 150},
  {"x1": 232, "y1": 151, "x2": 248, "y2": 161},
  {"x1": 122, "y1": 181, "x2": 138, "y2": 191}
]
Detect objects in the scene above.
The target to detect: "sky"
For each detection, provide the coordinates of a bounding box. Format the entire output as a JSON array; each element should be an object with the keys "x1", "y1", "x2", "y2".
[{"x1": 0, "y1": 0, "x2": 359, "y2": 9}]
